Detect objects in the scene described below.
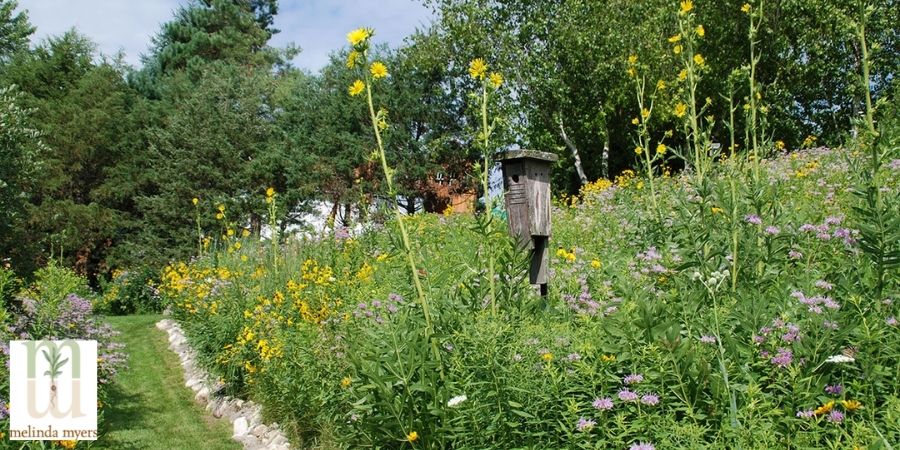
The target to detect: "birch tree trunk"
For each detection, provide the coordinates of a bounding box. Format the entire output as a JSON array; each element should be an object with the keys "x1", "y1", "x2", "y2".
[{"x1": 558, "y1": 115, "x2": 588, "y2": 186}]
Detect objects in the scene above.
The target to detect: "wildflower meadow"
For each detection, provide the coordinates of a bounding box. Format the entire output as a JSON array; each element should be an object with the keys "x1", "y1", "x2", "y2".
[{"x1": 1, "y1": 0, "x2": 898, "y2": 449}]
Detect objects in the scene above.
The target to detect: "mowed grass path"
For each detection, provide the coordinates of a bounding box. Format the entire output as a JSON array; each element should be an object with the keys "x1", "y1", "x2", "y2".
[{"x1": 96, "y1": 315, "x2": 239, "y2": 450}]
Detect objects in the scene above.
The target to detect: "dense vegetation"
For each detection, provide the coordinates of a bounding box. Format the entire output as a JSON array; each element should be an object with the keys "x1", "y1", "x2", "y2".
[
  {"x1": 1, "y1": 0, "x2": 899, "y2": 448},
  {"x1": 0, "y1": 0, "x2": 897, "y2": 280}
]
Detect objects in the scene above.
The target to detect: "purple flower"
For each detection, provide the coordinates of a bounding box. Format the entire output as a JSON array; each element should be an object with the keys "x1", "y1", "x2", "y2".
[
  {"x1": 765, "y1": 226, "x2": 780, "y2": 235},
  {"x1": 825, "y1": 215, "x2": 843, "y2": 226},
  {"x1": 566, "y1": 352, "x2": 581, "y2": 362},
  {"x1": 512, "y1": 353, "x2": 523, "y2": 362},
  {"x1": 887, "y1": 317, "x2": 898, "y2": 326},
  {"x1": 640, "y1": 394, "x2": 659, "y2": 406},
  {"x1": 771, "y1": 348, "x2": 793, "y2": 368},
  {"x1": 592, "y1": 397, "x2": 614, "y2": 410},
  {"x1": 745, "y1": 214, "x2": 762, "y2": 225},
  {"x1": 618, "y1": 389, "x2": 639, "y2": 402},
  {"x1": 630, "y1": 442, "x2": 655, "y2": 450},
  {"x1": 826, "y1": 410, "x2": 844, "y2": 423},
  {"x1": 823, "y1": 320, "x2": 839, "y2": 330},
  {"x1": 796, "y1": 409, "x2": 815, "y2": 418},
  {"x1": 788, "y1": 249, "x2": 804, "y2": 260},
  {"x1": 815, "y1": 280, "x2": 834, "y2": 290},
  {"x1": 699, "y1": 335, "x2": 717, "y2": 344},
  {"x1": 623, "y1": 373, "x2": 644, "y2": 385},
  {"x1": 576, "y1": 417, "x2": 596, "y2": 432},
  {"x1": 799, "y1": 224, "x2": 816, "y2": 233},
  {"x1": 825, "y1": 384, "x2": 843, "y2": 395}
]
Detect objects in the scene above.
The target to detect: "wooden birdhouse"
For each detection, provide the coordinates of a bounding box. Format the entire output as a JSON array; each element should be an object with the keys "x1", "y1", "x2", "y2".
[{"x1": 498, "y1": 149, "x2": 558, "y2": 296}]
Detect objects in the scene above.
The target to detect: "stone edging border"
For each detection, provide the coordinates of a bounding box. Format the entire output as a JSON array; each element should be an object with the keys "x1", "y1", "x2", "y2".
[{"x1": 156, "y1": 319, "x2": 292, "y2": 450}]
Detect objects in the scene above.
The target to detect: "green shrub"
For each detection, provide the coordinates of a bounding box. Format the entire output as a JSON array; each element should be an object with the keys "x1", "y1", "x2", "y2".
[{"x1": 96, "y1": 267, "x2": 163, "y2": 315}]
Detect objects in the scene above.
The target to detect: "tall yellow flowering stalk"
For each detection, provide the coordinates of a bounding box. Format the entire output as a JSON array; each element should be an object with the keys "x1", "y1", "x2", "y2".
[
  {"x1": 672, "y1": 1, "x2": 715, "y2": 185},
  {"x1": 469, "y1": 57, "x2": 504, "y2": 316},
  {"x1": 192, "y1": 197, "x2": 202, "y2": 255},
  {"x1": 626, "y1": 55, "x2": 668, "y2": 220},
  {"x1": 743, "y1": 1, "x2": 764, "y2": 182},
  {"x1": 265, "y1": 187, "x2": 279, "y2": 275},
  {"x1": 345, "y1": 28, "x2": 434, "y2": 335}
]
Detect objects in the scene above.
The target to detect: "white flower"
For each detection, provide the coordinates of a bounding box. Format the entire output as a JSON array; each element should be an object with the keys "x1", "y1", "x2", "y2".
[
  {"x1": 447, "y1": 395, "x2": 468, "y2": 407},
  {"x1": 825, "y1": 355, "x2": 855, "y2": 364}
]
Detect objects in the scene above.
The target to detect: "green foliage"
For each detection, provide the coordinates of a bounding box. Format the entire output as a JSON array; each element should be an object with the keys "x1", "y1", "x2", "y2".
[
  {"x1": 96, "y1": 267, "x2": 163, "y2": 315},
  {"x1": 0, "y1": 84, "x2": 43, "y2": 271},
  {"x1": 0, "y1": 0, "x2": 33, "y2": 60},
  {"x1": 164, "y1": 143, "x2": 899, "y2": 448}
]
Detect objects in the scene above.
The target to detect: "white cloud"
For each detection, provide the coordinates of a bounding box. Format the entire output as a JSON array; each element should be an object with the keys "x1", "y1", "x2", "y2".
[{"x1": 16, "y1": 0, "x2": 434, "y2": 71}]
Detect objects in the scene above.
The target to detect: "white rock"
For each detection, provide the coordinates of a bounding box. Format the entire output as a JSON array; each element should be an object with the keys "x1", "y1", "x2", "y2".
[
  {"x1": 251, "y1": 424, "x2": 268, "y2": 437},
  {"x1": 233, "y1": 417, "x2": 249, "y2": 437},
  {"x1": 195, "y1": 387, "x2": 210, "y2": 403},
  {"x1": 237, "y1": 434, "x2": 260, "y2": 448}
]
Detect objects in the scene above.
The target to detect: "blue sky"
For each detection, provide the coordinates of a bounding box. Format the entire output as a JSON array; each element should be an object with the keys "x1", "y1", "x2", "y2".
[{"x1": 16, "y1": 0, "x2": 435, "y2": 71}]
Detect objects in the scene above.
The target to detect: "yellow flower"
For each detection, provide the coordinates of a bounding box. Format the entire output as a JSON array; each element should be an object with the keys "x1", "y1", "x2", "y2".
[
  {"x1": 627, "y1": 54, "x2": 638, "y2": 65},
  {"x1": 406, "y1": 431, "x2": 419, "y2": 442},
  {"x1": 641, "y1": 108, "x2": 650, "y2": 119},
  {"x1": 775, "y1": 140, "x2": 785, "y2": 150},
  {"x1": 341, "y1": 376, "x2": 352, "y2": 388},
  {"x1": 842, "y1": 400, "x2": 862, "y2": 411},
  {"x1": 217, "y1": 204, "x2": 226, "y2": 213},
  {"x1": 600, "y1": 354, "x2": 616, "y2": 362},
  {"x1": 656, "y1": 143, "x2": 667, "y2": 155},
  {"x1": 542, "y1": 352, "x2": 554, "y2": 362},
  {"x1": 346, "y1": 51, "x2": 360, "y2": 69},
  {"x1": 634, "y1": 146, "x2": 643, "y2": 155},
  {"x1": 215, "y1": 212, "x2": 224, "y2": 220},
  {"x1": 680, "y1": 0, "x2": 693, "y2": 14},
  {"x1": 233, "y1": 242, "x2": 241, "y2": 250},
  {"x1": 678, "y1": 69, "x2": 688, "y2": 81},
  {"x1": 668, "y1": 34, "x2": 682, "y2": 43},
  {"x1": 741, "y1": 3, "x2": 751, "y2": 13},
  {"x1": 266, "y1": 187, "x2": 275, "y2": 197},
  {"x1": 694, "y1": 54, "x2": 705, "y2": 66},
  {"x1": 814, "y1": 401, "x2": 835, "y2": 416},
  {"x1": 192, "y1": 197, "x2": 199, "y2": 205},
  {"x1": 626, "y1": 67, "x2": 636, "y2": 77},
  {"x1": 227, "y1": 229, "x2": 235, "y2": 237},
  {"x1": 57, "y1": 441, "x2": 77, "y2": 450},
  {"x1": 348, "y1": 79, "x2": 365, "y2": 96},
  {"x1": 469, "y1": 58, "x2": 487, "y2": 79},
  {"x1": 591, "y1": 259, "x2": 602, "y2": 269},
  {"x1": 242, "y1": 229, "x2": 250, "y2": 237},
  {"x1": 711, "y1": 206, "x2": 724, "y2": 214},
  {"x1": 632, "y1": 117, "x2": 639, "y2": 125},
  {"x1": 489, "y1": 72, "x2": 503, "y2": 88},
  {"x1": 695, "y1": 25, "x2": 705, "y2": 37},
  {"x1": 657, "y1": 80, "x2": 666, "y2": 90},
  {"x1": 370, "y1": 61, "x2": 388, "y2": 79},
  {"x1": 674, "y1": 102, "x2": 687, "y2": 118},
  {"x1": 673, "y1": 44, "x2": 682, "y2": 55},
  {"x1": 347, "y1": 28, "x2": 370, "y2": 46}
]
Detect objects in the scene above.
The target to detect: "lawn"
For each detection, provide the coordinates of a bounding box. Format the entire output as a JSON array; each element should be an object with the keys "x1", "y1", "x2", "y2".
[{"x1": 94, "y1": 315, "x2": 239, "y2": 450}]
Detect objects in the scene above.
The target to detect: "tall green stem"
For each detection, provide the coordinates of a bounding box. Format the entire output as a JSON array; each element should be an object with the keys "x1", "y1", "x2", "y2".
[
  {"x1": 480, "y1": 81, "x2": 498, "y2": 316},
  {"x1": 364, "y1": 74, "x2": 433, "y2": 334}
]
